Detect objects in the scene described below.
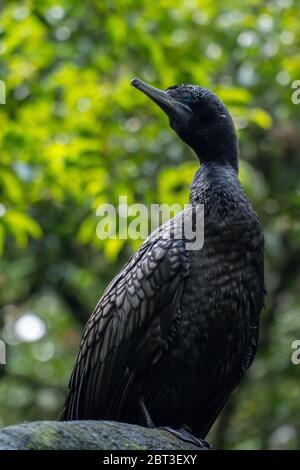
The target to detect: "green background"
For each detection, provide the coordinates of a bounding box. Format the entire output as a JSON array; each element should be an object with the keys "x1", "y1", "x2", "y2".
[{"x1": 0, "y1": 0, "x2": 300, "y2": 449}]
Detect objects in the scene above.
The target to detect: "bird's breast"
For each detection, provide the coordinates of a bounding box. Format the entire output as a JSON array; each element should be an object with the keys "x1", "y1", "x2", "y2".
[{"x1": 178, "y1": 217, "x2": 260, "y2": 378}]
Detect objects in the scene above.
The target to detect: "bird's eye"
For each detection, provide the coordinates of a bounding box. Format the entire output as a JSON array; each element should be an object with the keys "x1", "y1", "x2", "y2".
[{"x1": 183, "y1": 95, "x2": 193, "y2": 104}]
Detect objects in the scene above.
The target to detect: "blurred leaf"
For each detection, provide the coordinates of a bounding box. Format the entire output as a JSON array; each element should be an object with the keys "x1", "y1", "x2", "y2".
[
  {"x1": 250, "y1": 108, "x2": 273, "y2": 129},
  {"x1": 0, "y1": 222, "x2": 5, "y2": 256},
  {"x1": 3, "y1": 210, "x2": 42, "y2": 247}
]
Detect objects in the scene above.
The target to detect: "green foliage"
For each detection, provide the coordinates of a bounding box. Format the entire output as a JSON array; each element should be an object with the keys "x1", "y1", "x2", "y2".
[{"x1": 0, "y1": 0, "x2": 300, "y2": 449}]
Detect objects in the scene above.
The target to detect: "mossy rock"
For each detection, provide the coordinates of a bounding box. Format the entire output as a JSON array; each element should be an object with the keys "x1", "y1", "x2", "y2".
[{"x1": 0, "y1": 420, "x2": 208, "y2": 450}]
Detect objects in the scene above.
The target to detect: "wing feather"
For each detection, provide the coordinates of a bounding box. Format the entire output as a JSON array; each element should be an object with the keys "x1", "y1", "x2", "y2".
[{"x1": 61, "y1": 235, "x2": 190, "y2": 420}]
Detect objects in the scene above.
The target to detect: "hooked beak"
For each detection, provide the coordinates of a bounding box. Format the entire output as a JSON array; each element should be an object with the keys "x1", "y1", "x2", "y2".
[{"x1": 131, "y1": 78, "x2": 193, "y2": 127}]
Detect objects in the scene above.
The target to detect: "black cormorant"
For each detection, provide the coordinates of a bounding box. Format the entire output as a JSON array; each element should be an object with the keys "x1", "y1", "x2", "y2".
[{"x1": 61, "y1": 78, "x2": 265, "y2": 447}]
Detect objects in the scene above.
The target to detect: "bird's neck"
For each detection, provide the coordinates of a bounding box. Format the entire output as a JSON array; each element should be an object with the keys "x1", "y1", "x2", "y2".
[
  {"x1": 191, "y1": 121, "x2": 239, "y2": 172},
  {"x1": 189, "y1": 161, "x2": 240, "y2": 204},
  {"x1": 196, "y1": 145, "x2": 239, "y2": 171}
]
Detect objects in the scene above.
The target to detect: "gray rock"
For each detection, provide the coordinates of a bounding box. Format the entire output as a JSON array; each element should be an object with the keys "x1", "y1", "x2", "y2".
[{"x1": 0, "y1": 420, "x2": 208, "y2": 450}]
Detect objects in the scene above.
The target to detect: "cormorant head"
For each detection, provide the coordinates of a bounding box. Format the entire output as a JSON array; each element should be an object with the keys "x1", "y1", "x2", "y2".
[{"x1": 131, "y1": 78, "x2": 238, "y2": 171}]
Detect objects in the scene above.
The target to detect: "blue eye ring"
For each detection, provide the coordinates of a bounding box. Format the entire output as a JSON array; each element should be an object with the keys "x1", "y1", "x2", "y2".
[{"x1": 183, "y1": 95, "x2": 193, "y2": 104}]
